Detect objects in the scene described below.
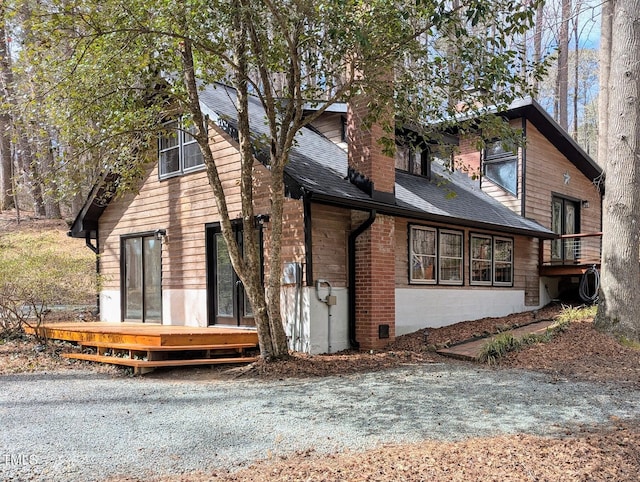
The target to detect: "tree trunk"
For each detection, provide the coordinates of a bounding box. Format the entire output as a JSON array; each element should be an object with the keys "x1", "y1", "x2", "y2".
[
  {"x1": 0, "y1": 14, "x2": 14, "y2": 211},
  {"x1": 571, "y1": 7, "x2": 579, "y2": 139},
  {"x1": 532, "y1": 1, "x2": 544, "y2": 93},
  {"x1": 41, "y1": 138, "x2": 62, "y2": 219},
  {"x1": 265, "y1": 161, "x2": 290, "y2": 357},
  {"x1": 556, "y1": 0, "x2": 570, "y2": 130},
  {"x1": 597, "y1": 0, "x2": 613, "y2": 169},
  {"x1": 0, "y1": 114, "x2": 13, "y2": 211},
  {"x1": 16, "y1": 126, "x2": 46, "y2": 217},
  {"x1": 594, "y1": 0, "x2": 640, "y2": 341}
]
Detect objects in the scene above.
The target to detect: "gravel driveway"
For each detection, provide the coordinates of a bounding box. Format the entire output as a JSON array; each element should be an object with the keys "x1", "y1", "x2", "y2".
[{"x1": 2, "y1": 363, "x2": 639, "y2": 481}]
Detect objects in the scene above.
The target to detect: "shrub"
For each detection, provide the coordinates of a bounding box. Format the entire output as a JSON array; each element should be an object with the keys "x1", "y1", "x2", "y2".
[{"x1": 0, "y1": 230, "x2": 99, "y2": 340}]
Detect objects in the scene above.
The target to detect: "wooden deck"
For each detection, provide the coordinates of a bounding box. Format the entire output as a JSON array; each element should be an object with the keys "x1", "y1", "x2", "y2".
[{"x1": 27, "y1": 322, "x2": 259, "y2": 375}]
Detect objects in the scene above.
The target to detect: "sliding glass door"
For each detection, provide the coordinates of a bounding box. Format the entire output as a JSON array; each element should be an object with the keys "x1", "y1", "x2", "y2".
[{"x1": 122, "y1": 234, "x2": 162, "y2": 323}]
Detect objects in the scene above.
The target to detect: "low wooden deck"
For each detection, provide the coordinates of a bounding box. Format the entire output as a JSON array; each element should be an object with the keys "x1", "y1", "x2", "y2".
[{"x1": 27, "y1": 322, "x2": 259, "y2": 375}]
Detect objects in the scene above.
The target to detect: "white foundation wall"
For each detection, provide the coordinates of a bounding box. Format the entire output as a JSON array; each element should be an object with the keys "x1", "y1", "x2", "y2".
[
  {"x1": 162, "y1": 289, "x2": 208, "y2": 327},
  {"x1": 395, "y1": 287, "x2": 547, "y2": 335},
  {"x1": 99, "y1": 289, "x2": 207, "y2": 326},
  {"x1": 99, "y1": 290, "x2": 121, "y2": 322},
  {"x1": 281, "y1": 286, "x2": 349, "y2": 355}
]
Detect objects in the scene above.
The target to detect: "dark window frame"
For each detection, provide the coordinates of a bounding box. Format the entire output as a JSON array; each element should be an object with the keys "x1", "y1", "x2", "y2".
[
  {"x1": 483, "y1": 139, "x2": 518, "y2": 196},
  {"x1": 205, "y1": 221, "x2": 264, "y2": 327},
  {"x1": 120, "y1": 231, "x2": 163, "y2": 323},
  {"x1": 408, "y1": 224, "x2": 464, "y2": 286},
  {"x1": 469, "y1": 232, "x2": 514, "y2": 287}
]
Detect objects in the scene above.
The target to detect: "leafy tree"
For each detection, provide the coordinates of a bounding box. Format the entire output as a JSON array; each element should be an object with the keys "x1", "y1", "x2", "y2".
[
  {"x1": 14, "y1": 0, "x2": 544, "y2": 358},
  {"x1": 594, "y1": 0, "x2": 640, "y2": 341}
]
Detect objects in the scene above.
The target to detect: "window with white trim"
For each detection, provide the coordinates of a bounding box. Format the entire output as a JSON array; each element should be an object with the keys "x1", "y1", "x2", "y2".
[
  {"x1": 470, "y1": 234, "x2": 492, "y2": 285},
  {"x1": 483, "y1": 139, "x2": 518, "y2": 195},
  {"x1": 493, "y1": 236, "x2": 514, "y2": 286},
  {"x1": 470, "y1": 234, "x2": 514, "y2": 286},
  {"x1": 409, "y1": 226, "x2": 463, "y2": 285},
  {"x1": 159, "y1": 119, "x2": 204, "y2": 178},
  {"x1": 410, "y1": 226, "x2": 437, "y2": 283},
  {"x1": 439, "y1": 230, "x2": 463, "y2": 284}
]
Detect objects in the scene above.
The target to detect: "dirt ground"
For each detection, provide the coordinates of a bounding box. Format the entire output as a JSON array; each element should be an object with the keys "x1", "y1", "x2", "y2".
[
  {"x1": 3, "y1": 215, "x2": 640, "y2": 480},
  {"x1": 4, "y1": 303, "x2": 640, "y2": 480}
]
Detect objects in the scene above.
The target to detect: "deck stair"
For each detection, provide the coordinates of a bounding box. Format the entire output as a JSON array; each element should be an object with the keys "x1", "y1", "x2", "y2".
[{"x1": 27, "y1": 322, "x2": 259, "y2": 375}]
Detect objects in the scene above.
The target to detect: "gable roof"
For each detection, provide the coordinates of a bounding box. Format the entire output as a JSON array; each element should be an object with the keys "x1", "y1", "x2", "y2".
[
  {"x1": 69, "y1": 84, "x2": 555, "y2": 240},
  {"x1": 492, "y1": 97, "x2": 601, "y2": 182}
]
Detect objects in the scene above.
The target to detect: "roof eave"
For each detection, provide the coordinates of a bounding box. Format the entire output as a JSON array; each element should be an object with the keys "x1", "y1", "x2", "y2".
[{"x1": 305, "y1": 191, "x2": 556, "y2": 239}]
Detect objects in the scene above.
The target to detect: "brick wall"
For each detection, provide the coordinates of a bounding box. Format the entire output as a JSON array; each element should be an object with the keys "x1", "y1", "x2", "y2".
[
  {"x1": 352, "y1": 210, "x2": 396, "y2": 350},
  {"x1": 347, "y1": 88, "x2": 397, "y2": 350},
  {"x1": 455, "y1": 134, "x2": 481, "y2": 178},
  {"x1": 347, "y1": 96, "x2": 395, "y2": 194}
]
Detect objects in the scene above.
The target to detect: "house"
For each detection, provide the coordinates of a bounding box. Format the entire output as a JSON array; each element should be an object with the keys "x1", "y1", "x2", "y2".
[{"x1": 69, "y1": 84, "x2": 602, "y2": 354}]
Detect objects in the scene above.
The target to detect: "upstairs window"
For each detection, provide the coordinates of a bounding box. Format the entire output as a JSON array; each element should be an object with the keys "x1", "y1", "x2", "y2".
[
  {"x1": 159, "y1": 119, "x2": 204, "y2": 179},
  {"x1": 395, "y1": 144, "x2": 430, "y2": 178},
  {"x1": 483, "y1": 139, "x2": 518, "y2": 195}
]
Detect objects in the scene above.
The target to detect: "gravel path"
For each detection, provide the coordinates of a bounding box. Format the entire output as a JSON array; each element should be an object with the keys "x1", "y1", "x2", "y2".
[{"x1": 1, "y1": 363, "x2": 639, "y2": 481}]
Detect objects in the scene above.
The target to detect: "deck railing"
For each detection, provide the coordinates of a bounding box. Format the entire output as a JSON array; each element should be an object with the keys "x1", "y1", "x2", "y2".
[{"x1": 539, "y1": 232, "x2": 602, "y2": 268}]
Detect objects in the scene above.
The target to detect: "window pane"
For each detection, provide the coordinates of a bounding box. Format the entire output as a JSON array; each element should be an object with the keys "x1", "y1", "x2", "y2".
[
  {"x1": 494, "y1": 238, "x2": 513, "y2": 284},
  {"x1": 183, "y1": 141, "x2": 203, "y2": 170},
  {"x1": 485, "y1": 158, "x2": 517, "y2": 194},
  {"x1": 471, "y1": 235, "x2": 492, "y2": 283},
  {"x1": 440, "y1": 232, "x2": 462, "y2": 257},
  {"x1": 159, "y1": 122, "x2": 179, "y2": 150},
  {"x1": 143, "y1": 237, "x2": 162, "y2": 321},
  {"x1": 411, "y1": 227, "x2": 436, "y2": 282},
  {"x1": 124, "y1": 238, "x2": 142, "y2": 320},
  {"x1": 440, "y1": 258, "x2": 462, "y2": 282},
  {"x1": 471, "y1": 236, "x2": 492, "y2": 260},
  {"x1": 485, "y1": 139, "x2": 516, "y2": 157},
  {"x1": 440, "y1": 231, "x2": 463, "y2": 283},
  {"x1": 395, "y1": 145, "x2": 410, "y2": 171},
  {"x1": 215, "y1": 233, "x2": 234, "y2": 317},
  {"x1": 494, "y1": 239, "x2": 513, "y2": 262},
  {"x1": 472, "y1": 260, "x2": 492, "y2": 282},
  {"x1": 412, "y1": 254, "x2": 436, "y2": 282},
  {"x1": 412, "y1": 228, "x2": 436, "y2": 255},
  {"x1": 160, "y1": 149, "x2": 180, "y2": 176},
  {"x1": 495, "y1": 262, "x2": 512, "y2": 283}
]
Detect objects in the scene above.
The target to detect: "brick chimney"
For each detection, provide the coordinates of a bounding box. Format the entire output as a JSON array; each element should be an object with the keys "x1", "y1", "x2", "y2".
[
  {"x1": 347, "y1": 89, "x2": 396, "y2": 351},
  {"x1": 347, "y1": 93, "x2": 396, "y2": 202}
]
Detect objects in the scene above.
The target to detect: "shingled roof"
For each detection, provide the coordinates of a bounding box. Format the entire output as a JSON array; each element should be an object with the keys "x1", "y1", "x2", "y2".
[{"x1": 70, "y1": 83, "x2": 555, "y2": 239}]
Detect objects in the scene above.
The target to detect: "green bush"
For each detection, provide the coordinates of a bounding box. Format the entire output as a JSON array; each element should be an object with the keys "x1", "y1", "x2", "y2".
[{"x1": 0, "y1": 230, "x2": 99, "y2": 339}]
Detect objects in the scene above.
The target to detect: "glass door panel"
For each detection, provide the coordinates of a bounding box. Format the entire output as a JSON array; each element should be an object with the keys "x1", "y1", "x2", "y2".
[
  {"x1": 124, "y1": 237, "x2": 143, "y2": 320},
  {"x1": 208, "y1": 227, "x2": 256, "y2": 327},
  {"x1": 123, "y1": 235, "x2": 162, "y2": 323},
  {"x1": 551, "y1": 199, "x2": 563, "y2": 260},
  {"x1": 143, "y1": 237, "x2": 162, "y2": 321},
  {"x1": 564, "y1": 203, "x2": 576, "y2": 261},
  {"x1": 215, "y1": 233, "x2": 235, "y2": 322}
]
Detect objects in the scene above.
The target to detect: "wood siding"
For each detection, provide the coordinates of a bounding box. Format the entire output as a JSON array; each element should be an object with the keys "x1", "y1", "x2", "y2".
[
  {"x1": 395, "y1": 217, "x2": 539, "y2": 305},
  {"x1": 524, "y1": 120, "x2": 601, "y2": 231},
  {"x1": 310, "y1": 204, "x2": 350, "y2": 287},
  {"x1": 99, "y1": 125, "x2": 306, "y2": 294},
  {"x1": 308, "y1": 112, "x2": 347, "y2": 151}
]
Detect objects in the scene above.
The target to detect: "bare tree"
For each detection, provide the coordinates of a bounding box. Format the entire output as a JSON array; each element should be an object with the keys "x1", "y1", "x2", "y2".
[
  {"x1": 556, "y1": 0, "x2": 571, "y2": 130},
  {"x1": 0, "y1": 7, "x2": 15, "y2": 210},
  {"x1": 595, "y1": 0, "x2": 640, "y2": 341}
]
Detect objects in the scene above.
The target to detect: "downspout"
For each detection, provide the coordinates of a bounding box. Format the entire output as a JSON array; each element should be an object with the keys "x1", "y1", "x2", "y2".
[
  {"x1": 302, "y1": 191, "x2": 313, "y2": 286},
  {"x1": 348, "y1": 209, "x2": 376, "y2": 349}
]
